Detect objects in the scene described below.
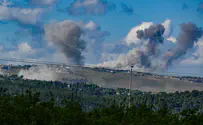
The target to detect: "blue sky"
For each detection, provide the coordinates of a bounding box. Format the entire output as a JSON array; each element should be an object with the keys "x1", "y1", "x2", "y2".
[{"x1": 0, "y1": 0, "x2": 203, "y2": 75}]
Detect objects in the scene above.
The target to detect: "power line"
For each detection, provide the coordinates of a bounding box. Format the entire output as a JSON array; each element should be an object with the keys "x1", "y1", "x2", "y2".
[
  {"x1": 0, "y1": 57, "x2": 81, "y2": 67},
  {"x1": 128, "y1": 65, "x2": 133, "y2": 108}
]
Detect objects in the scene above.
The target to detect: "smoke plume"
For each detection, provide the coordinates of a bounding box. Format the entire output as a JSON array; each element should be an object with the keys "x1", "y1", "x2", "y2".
[
  {"x1": 132, "y1": 24, "x2": 165, "y2": 68},
  {"x1": 136, "y1": 24, "x2": 165, "y2": 56},
  {"x1": 127, "y1": 49, "x2": 151, "y2": 68},
  {"x1": 163, "y1": 23, "x2": 203, "y2": 68},
  {"x1": 44, "y1": 20, "x2": 86, "y2": 65},
  {"x1": 98, "y1": 23, "x2": 166, "y2": 69},
  {"x1": 18, "y1": 65, "x2": 59, "y2": 81}
]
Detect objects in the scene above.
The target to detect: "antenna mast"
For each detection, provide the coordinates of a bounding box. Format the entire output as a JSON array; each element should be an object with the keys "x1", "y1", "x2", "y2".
[{"x1": 128, "y1": 65, "x2": 134, "y2": 108}]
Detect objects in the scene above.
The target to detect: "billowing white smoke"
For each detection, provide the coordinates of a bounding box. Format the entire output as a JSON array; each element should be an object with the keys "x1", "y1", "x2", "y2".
[
  {"x1": 99, "y1": 19, "x2": 173, "y2": 69},
  {"x1": 125, "y1": 22, "x2": 153, "y2": 45},
  {"x1": 97, "y1": 48, "x2": 150, "y2": 69},
  {"x1": 125, "y1": 19, "x2": 172, "y2": 45},
  {"x1": 18, "y1": 65, "x2": 58, "y2": 81}
]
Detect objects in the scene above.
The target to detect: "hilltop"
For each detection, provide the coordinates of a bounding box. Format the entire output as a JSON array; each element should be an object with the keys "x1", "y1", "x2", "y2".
[{"x1": 1, "y1": 64, "x2": 203, "y2": 93}]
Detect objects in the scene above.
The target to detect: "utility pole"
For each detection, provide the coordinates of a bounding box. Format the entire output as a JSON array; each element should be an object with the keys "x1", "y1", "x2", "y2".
[{"x1": 128, "y1": 65, "x2": 134, "y2": 108}]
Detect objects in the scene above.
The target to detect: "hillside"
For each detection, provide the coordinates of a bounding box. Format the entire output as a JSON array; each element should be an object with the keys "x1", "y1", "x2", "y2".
[
  {"x1": 1, "y1": 65, "x2": 203, "y2": 93},
  {"x1": 71, "y1": 67, "x2": 203, "y2": 93}
]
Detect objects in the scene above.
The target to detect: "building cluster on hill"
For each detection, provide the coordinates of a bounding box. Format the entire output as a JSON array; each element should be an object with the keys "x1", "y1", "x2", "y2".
[
  {"x1": 171, "y1": 76, "x2": 203, "y2": 84},
  {"x1": 1, "y1": 64, "x2": 203, "y2": 84}
]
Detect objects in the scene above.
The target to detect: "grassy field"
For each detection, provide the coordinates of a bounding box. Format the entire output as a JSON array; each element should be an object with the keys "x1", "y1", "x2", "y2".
[
  {"x1": 2, "y1": 66, "x2": 203, "y2": 93},
  {"x1": 76, "y1": 67, "x2": 203, "y2": 92}
]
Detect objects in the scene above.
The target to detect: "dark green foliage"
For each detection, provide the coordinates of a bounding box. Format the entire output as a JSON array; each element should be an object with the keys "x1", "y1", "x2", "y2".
[
  {"x1": 1, "y1": 75, "x2": 203, "y2": 124},
  {"x1": 0, "y1": 90, "x2": 203, "y2": 125},
  {"x1": 1, "y1": 74, "x2": 203, "y2": 113},
  {"x1": 0, "y1": 90, "x2": 87, "y2": 125}
]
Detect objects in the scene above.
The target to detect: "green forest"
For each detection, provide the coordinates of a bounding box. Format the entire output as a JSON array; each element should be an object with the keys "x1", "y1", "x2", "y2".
[
  {"x1": 1, "y1": 75, "x2": 203, "y2": 124},
  {"x1": 0, "y1": 88, "x2": 203, "y2": 125},
  {"x1": 1, "y1": 74, "x2": 203, "y2": 112}
]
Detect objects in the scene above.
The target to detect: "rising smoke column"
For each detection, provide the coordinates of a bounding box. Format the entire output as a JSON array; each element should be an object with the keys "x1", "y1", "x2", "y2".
[
  {"x1": 98, "y1": 23, "x2": 166, "y2": 69},
  {"x1": 44, "y1": 20, "x2": 86, "y2": 65},
  {"x1": 163, "y1": 22, "x2": 203, "y2": 68},
  {"x1": 127, "y1": 49, "x2": 151, "y2": 68},
  {"x1": 136, "y1": 24, "x2": 165, "y2": 56},
  {"x1": 129, "y1": 24, "x2": 165, "y2": 68}
]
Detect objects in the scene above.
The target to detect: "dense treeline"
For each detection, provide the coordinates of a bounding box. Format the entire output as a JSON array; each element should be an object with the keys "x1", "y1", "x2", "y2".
[
  {"x1": 0, "y1": 89, "x2": 203, "y2": 125},
  {"x1": 1, "y1": 75, "x2": 203, "y2": 112}
]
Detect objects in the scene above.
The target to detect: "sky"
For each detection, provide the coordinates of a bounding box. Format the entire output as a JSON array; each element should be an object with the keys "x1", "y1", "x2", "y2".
[{"x1": 0, "y1": 0, "x2": 203, "y2": 75}]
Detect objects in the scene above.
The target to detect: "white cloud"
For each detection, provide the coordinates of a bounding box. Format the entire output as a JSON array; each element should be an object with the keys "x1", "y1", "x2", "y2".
[
  {"x1": 0, "y1": 0, "x2": 12, "y2": 6},
  {"x1": 4, "y1": 42, "x2": 37, "y2": 58},
  {"x1": 80, "y1": 20, "x2": 110, "y2": 40},
  {"x1": 162, "y1": 19, "x2": 173, "y2": 38},
  {"x1": 77, "y1": 20, "x2": 110, "y2": 64},
  {"x1": 167, "y1": 37, "x2": 176, "y2": 43},
  {"x1": 85, "y1": 20, "x2": 100, "y2": 31},
  {"x1": 18, "y1": 42, "x2": 36, "y2": 55},
  {"x1": 0, "y1": 41, "x2": 70, "y2": 66},
  {"x1": 28, "y1": 0, "x2": 58, "y2": 5},
  {"x1": 125, "y1": 22, "x2": 153, "y2": 45},
  {"x1": 125, "y1": 19, "x2": 173, "y2": 45},
  {"x1": 68, "y1": 0, "x2": 115, "y2": 15},
  {"x1": 0, "y1": 5, "x2": 43, "y2": 25}
]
